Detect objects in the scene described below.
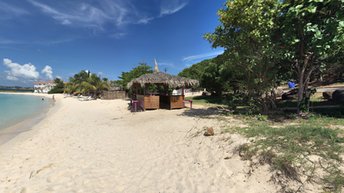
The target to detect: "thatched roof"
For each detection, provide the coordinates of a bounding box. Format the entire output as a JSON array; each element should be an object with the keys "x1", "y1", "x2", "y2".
[{"x1": 127, "y1": 72, "x2": 199, "y2": 88}]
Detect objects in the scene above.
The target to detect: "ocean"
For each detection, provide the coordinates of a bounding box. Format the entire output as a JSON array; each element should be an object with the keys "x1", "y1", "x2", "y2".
[{"x1": 0, "y1": 94, "x2": 51, "y2": 130}]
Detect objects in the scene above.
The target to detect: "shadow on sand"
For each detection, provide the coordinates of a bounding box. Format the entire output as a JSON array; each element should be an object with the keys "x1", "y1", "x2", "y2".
[{"x1": 180, "y1": 106, "x2": 232, "y2": 118}]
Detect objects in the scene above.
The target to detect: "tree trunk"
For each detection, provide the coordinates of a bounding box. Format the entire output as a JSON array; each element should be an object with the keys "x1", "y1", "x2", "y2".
[
  {"x1": 297, "y1": 71, "x2": 304, "y2": 114},
  {"x1": 296, "y1": 53, "x2": 315, "y2": 114},
  {"x1": 296, "y1": 19, "x2": 306, "y2": 115}
]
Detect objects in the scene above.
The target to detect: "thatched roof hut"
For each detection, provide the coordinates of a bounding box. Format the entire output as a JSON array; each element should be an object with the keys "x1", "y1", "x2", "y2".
[
  {"x1": 127, "y1": 62, "x2": 198, "y2": 110},
  {"x1": 127, "y1": 71, "x2": 199, "y2": 89}
]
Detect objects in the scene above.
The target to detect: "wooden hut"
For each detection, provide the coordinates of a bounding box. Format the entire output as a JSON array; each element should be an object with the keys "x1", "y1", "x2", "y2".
[{"x1": 127, "y1": 64, "x2": 199, "y2": 110}]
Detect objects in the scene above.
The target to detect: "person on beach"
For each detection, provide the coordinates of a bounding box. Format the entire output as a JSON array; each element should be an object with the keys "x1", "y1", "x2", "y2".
[{"x1": 52, "y1": 95, "x2": 55, "y2": 101}]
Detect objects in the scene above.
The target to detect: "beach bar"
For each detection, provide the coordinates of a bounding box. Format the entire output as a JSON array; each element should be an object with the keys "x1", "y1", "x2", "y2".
[{"x1": 127, "y1": 64, "x2": 199, "y2": 111}]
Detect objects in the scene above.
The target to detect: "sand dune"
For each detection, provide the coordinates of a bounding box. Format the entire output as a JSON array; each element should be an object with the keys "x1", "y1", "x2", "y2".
[{"x1": 0, "y1": 95, "x2": 278, "y2": 193}]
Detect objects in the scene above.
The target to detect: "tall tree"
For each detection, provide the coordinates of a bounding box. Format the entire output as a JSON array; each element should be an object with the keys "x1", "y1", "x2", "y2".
[
  {"x1": 48, "y1": 78, "x2": 65, "y2": 94},
  {"x1": 178, "y1": 59, "x2": 210, "y2": 81},
  {"x1": 205, "y1": 0, "x2": 281, "y2": 112},
  {"x1": 119, "y1": 63, "x2": 152, "y2": 90},
  {"x1": 206, "y1": 0, "x2": 344, "y2": 113},
  {"x1": 179, "y1": 57, "x2": 235, "y2": 96},
  {"x1": 278, "y1": 0, "x2": 344, "y2": 113},
  {"x1": 64, "y1": 70, "x2": 109, "y2": 97}
]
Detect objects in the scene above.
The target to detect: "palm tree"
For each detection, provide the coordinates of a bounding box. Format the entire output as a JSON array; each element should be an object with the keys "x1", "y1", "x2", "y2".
[
  {"x1": 87, "y1": 74, "x2": 109, "y2": 98},
  {"x1": 65, "y1": 71, "x2": 110, "y2": 98},
  {"x1": 64, "y1": 82, "x2": 76, "y2": 94},
  {"x1": 95, "y1": 80, "x2": 110, "y2": 97}
]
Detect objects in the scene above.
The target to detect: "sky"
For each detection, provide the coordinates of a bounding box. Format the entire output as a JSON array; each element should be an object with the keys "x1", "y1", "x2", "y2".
[{"x1": 0, "y1": 0, "x2": 225, "y2": 86}]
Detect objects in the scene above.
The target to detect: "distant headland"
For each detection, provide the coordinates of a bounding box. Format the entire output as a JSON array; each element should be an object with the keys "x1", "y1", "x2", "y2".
[{"x1": 0, "y1": 85, "x2": 34, "y2": 92}]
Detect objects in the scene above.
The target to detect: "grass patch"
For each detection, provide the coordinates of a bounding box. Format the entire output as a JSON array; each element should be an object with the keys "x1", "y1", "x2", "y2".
[
  {"x1": 232, "y1": 117, "x2": 344, "y2": 192},
  {"x1": 306, "y1": 114, "x2": 344, "y2": 126}
]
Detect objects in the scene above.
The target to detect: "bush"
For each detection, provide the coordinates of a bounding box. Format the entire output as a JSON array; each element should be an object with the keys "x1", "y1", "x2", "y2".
[
  {"x1": 48, "y1": 87, "x2": 64, "y2": 94},
  {"x1": 48, "y1": 78, "x2": 65, "y2": 94}
]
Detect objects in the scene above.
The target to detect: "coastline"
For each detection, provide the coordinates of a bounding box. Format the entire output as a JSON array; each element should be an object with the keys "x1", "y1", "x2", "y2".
[
  {"x1": 0, "y1": 92, "x2": 57, "y2": 145},
  {"x1": 0, "y1": 94, "x2": 278, "y2": 193},
  {"x1": 0, "y1": 91, "x2": 54, "y2": 97}
]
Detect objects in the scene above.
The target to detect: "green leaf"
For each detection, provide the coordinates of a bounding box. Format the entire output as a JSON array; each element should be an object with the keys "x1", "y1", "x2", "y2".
[
  {"x1": 315, "y1": 30, "x2": 323, "y2": 39},
  {"x1": 295, "y1": 5, "x2": 303, "y2": 10},
  {"x1": 307, "y1": 6, "x2": 317, "y2": 13},
  {"x1": 292, "y1": 39, "x2": 300, "y2": 44},
  {"x1": 339, "y1": 21, "x2": 344, "y2": 28}
]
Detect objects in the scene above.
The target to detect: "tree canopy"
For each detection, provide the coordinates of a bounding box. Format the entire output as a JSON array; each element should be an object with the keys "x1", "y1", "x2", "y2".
[
  {"x1": 202, "y1": 0, "x2": 282, "y2": 112},
  {"x1": 200, "y1": 0, "x2": 344, "y2": 113},
  {"x1": 64, "y1": 70, "x2": 109, "y2": 97},
  {"x1": 118, "y1": 63, "x2": 153, "y2": 90},
  {"x1": 48, "y1": 78, "x2": 65, "y2": 94},
  {"x1": 277, "y1": 0, "x2": 344, "y2": 112}
]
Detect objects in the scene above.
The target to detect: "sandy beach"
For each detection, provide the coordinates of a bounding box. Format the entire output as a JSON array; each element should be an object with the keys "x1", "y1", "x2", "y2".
[{"x1": 0, "y1": 94, "x2": 278, "y2": 193}]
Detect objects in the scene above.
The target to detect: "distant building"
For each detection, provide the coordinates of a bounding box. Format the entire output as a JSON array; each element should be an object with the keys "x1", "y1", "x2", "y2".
[{"x1": 33, "y1": 80, "x2": 55, "y2": 93}]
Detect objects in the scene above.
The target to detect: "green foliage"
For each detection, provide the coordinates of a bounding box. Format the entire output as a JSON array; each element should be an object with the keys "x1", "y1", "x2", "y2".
[
  {"x1": 234, "y1": 119, "x2": 344, "y2": 191},
  {"x1": 199, "y1": 60, "x2": 223, "y2": 95},
  {"x1": 110, "y1": 80, "x2": 122, "y2": 89},
  {"x1": 277, "y1": 0, "x2": 344, "y2": 113},
  {"x1": 279, "y1": 0, "x2": 344, "y2": 58},
  {"x1": 178, "y1": 59, "x2": 209, "y2": 81},
  {"x1": 204, "y1": 0, "x2": 282, "y2": 112},
  {"x1": 48, "y1": 78, "x2": 65, "y2": 94},
  {"x1": 118, "y1": 63, "x2": 152, "y2": 90},
  {"x1": 145, "y1": 84, "x2": 158, "y2": 94},
  {"x1": 179, "y1": 57, "x2": 235, "y2": 96},
  {"x1": 323, "y1": 169, "x2": 344, "y2": 193},
  {"x1": 64, "y1": 70, "x2": 109, "y2": 97},
  {"x1": 202, "y1": 0, "x2": 344, "y2": 114}
]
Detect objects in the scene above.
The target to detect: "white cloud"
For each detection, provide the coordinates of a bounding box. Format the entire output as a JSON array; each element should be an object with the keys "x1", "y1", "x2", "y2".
[
  {"x1": 28, "y1": 0, "x2": 128, "y2": 29},
  {"x1": 110, "y1": 32, "x2": 127, "y2": 39},
  {"x1": 0, "y1": 2, "x2": 29, "y2": 20},
  {"x1": 183, "y1": 51, "x2": 225, "y2": 63},
  {"x1": 27, "y1": 0, "x2": 188, "y2": 30},
  {"x1": 0, "y1": 37, "x2": 76, "y2": 46},
  {"x1": 6, "y1": 75, "x2": 18, "y2": 81},
  {"x1": 160, "y1": 0, "x2": 188, "y2": 16},
  {"x1": 42, "y1": 65, "x2": 53, "y2": 80},
  {"x1": 137, "y1": 17, "x2": 154, "y2": 24},
  {"x1": 61, "y1": 20, "x2": 72, "y2": 25},
  {"x1": 3, "y1": 58, "x2": 40, "y2": 81}
]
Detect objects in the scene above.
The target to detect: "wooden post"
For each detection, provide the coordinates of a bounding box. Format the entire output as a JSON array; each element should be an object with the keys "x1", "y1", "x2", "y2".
[{"x1": 182, "y1": 87, "x2": 185, "y2": 101}]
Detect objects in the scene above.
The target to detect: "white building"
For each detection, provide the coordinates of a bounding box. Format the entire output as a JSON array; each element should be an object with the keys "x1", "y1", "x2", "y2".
[{"x1": 34, "y1": 81, "x2": 55, "y2": 93}]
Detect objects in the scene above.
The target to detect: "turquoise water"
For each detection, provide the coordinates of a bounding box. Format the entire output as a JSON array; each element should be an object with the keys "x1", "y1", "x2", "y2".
[{"x1": 0, "y1": 94, "x2": 51, "y2": 130}]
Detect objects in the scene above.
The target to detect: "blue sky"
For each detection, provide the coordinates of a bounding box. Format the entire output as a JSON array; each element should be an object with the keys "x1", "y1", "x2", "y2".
[{"x1": 0, "y1": 0, "x2": 225, "y2": 86}]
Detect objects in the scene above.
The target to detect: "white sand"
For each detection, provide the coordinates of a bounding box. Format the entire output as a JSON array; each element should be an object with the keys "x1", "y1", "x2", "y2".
[{"x1": 0, "y1": 94, "x2": 278, "y2": 193}]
